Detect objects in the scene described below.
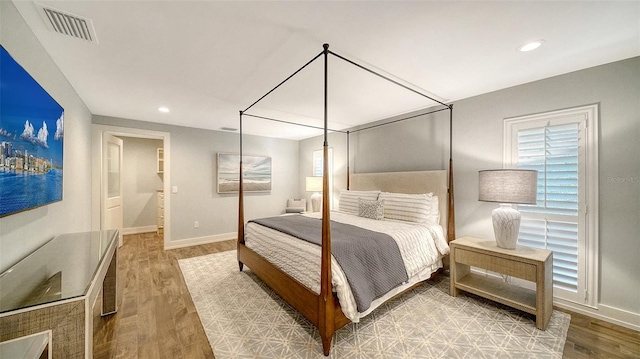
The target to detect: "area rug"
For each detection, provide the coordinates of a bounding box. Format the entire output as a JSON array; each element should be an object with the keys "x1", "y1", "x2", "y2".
[{"x1": 179, "y1": 250, "x2": 570, "y2": 358}]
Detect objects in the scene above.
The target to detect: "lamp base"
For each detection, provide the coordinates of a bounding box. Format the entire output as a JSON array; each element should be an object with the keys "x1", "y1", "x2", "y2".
[
  {"x1": 311, "y1": 192, "x2": 322, "y2": 212},
  {"x1": 492, "y1": 204, "x2": 521, "y2": 249}
]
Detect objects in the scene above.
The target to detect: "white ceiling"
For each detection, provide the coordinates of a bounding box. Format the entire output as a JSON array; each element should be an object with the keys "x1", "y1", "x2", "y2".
[{"x1": 13, "y1": 1, "x2": 640, "y2": 140}]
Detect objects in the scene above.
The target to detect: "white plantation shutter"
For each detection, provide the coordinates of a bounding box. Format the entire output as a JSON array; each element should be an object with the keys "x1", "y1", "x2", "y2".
[
  {"x1": 519, "y1": 219, "x2": 579, "y2": 291},
  {"x1": 312, "y1": 148, "x2": 332, "y2": 176},
  {"x1": 517, "y1": 124, "x2": 579, "y2": 216},
  {"x1": 505, "y1": 105, "x2": 598, "y2": 307},
  {"x1": 517, "y1": 123, "x2": 580, "y2": 292},
  {"x1": 312, "y1": 148, "x2": 333, "y2": 208},
  {"x1": 313, "y1": 151, "x2": 323, "y2": 176}
]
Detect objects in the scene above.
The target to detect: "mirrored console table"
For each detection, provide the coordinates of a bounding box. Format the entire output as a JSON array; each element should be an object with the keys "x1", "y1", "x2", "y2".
[{"x1": 0, "y1": 230, "x2": 118, "y2": 358}]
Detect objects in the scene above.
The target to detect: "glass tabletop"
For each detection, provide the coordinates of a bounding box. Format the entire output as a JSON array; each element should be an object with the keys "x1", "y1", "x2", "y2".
[{"x1": 0, "y1": 230, "x2": 117, "y2": 314}]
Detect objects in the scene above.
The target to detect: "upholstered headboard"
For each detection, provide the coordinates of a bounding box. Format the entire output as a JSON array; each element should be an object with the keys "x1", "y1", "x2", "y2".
[{"x1": 349, "y1": 170, "x2": 448, "y2": 236}]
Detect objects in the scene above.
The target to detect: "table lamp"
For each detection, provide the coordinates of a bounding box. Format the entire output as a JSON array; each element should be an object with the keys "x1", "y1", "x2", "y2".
[
  {"x1": 306, "y1": 176, "x2": 323, "y2": 212},
  {"x1": 478, "y1": 169, "x2": 538, "y2": 249}
]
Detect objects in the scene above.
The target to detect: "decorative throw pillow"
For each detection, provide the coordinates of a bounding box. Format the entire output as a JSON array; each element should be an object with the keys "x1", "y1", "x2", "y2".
[
  {"x1": 338, "y1": 190, "x2": 381, "y2": 215},
  {"x1": 285, "y1": 198, "x2": 306, "y2": 213},
  {"x1": 379, "y1": 192, "x2": 432, "y2": 223},
  {"x1": 358, "y1": 198, "x2": 384, "y2": 220}
]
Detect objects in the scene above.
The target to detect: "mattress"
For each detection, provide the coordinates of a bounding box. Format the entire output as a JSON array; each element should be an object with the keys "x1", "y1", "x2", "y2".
[{"x1": 244, "y1": 211, "x2": 450, "y2": 322}]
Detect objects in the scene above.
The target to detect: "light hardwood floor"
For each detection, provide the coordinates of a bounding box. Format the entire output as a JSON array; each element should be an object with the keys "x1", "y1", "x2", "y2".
[{"x1": 94, "y1": 232, "x2": 639, "y2": 359}]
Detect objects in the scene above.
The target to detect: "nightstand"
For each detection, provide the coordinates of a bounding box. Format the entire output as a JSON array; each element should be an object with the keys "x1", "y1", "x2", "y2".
[{"x1": 449, "y1": 236, "x2": 553, "y2": 330}]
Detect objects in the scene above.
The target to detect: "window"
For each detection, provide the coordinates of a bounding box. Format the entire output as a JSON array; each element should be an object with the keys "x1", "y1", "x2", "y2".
[
  {"x1": 504, "y1": 105, "x2": 598, "y2": 307},
  {"x1": 313, "y1": 148, "x2": 333, "y2": 209}
]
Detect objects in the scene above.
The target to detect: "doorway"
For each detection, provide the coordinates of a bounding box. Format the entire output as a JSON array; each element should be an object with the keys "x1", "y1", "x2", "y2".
[
  {"x1": 118, "y1": 136, "x2": 164, "y2": 240},
  {"x1": 92, "y1": 125, "x2": 171, "y2": 248}
]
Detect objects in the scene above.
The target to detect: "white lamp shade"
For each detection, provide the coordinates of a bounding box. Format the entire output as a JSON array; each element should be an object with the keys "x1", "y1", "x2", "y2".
[
  {"x1": 306, "y1": 176, "x2": 323, "y2": 192},
  {"x1": 478, "y1": 170, "x2": 537, "y2": 204}
]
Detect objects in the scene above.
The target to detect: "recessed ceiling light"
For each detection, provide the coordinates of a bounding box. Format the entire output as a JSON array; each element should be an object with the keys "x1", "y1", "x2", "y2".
[
  {"x1": 158, "y1": 107, "x2": 170, "y2": 113},
  {"x1": 518, "y1": 40, "x2": 544, "y2": 52}
]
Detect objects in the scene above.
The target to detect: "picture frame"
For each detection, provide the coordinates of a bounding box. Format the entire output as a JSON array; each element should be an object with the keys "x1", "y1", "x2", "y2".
[
  {"x1": 1, "y1": 45, "x2": 64, "y2": 217},
  {"x1": 217, "y1": 152, "x2": 271, "y2": 193}
]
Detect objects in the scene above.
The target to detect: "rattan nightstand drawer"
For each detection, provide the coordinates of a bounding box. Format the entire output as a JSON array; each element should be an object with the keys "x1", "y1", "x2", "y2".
[{"x1": 455, "y1": 247, "x2": 537, "y2": 282}]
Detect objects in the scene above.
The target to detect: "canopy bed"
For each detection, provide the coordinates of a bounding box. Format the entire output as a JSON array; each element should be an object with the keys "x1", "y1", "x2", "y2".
[{"x1": 236, "y1": 44, "x2": 455, "y2": 356}]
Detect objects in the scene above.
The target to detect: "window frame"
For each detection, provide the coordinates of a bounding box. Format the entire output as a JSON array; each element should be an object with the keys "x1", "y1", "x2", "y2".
[{"x1": 504, "y1": 104, "x2": 599, "y2": 308}]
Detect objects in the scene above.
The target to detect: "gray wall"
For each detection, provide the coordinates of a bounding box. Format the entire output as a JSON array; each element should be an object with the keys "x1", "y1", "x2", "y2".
[
  {"x1": 0, "y1": 1, "x2": 94, "y2": 272},
  {"x1": 303, "y1": 57, "x2": 639, "y2": 317},
  {"x1": 298, "y1": 109, "x2": 451, "y2": 212},
  {"x1": 93, "y1": 116, "x2": 300, "y2": 243},
  {"x1": 120, "y1": 137, "x2": 164, "y2": 230}
]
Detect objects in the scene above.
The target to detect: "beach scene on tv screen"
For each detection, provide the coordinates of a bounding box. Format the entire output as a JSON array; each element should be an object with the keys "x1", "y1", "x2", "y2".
[{"x1": 0, "y1": 46, "x2": 64, "y2": 217}]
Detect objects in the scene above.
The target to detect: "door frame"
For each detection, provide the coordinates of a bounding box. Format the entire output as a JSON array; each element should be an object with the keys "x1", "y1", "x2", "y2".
[{"x1": 92, "y1": 125, "x2": 171, "y2": 248}]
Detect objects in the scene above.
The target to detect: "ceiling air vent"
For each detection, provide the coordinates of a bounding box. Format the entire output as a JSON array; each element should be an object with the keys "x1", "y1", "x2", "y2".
[{"x1": 35, "y1": 3, "x2": 98, "y2": 43}]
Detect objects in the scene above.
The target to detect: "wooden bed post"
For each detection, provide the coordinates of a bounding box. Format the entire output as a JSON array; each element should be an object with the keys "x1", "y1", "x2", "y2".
[
  {"x1": 238, "y1": 111, "x2": 245, "y2": 271},
  {"x1": 448, "y1": 158, "x2": 455, "y2": 241},
  {"x1": 346, "y1": 131, "x2": 350, "y2": 190},
  {"x1": 318, "y1": 43, "x2": 334, "y2": 356},
  {"x1": 447, "y1": 105, "x2": 456, "y2": 243}
]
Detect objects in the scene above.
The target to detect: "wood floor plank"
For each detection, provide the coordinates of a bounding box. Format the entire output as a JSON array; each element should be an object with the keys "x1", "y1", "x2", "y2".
[
  {"x1": 137, "y1": 258, "x2": 152, "y2": 291},
  {"x1": 137, "y1": 340, "x2": 160, "y2": 359},
  {"x1": 114, "y1": 333, "x2": 138, "y2": 359},
  {"x1": 94, "y1": 341, "x2": 117, "y2": 359},
  {"x1": 157, "y1": 328, "x2": 183, "y2": 359},
  {"x1": 559, "y1": 308, "x2": 640, "y2": 358},
  {"x1": 94, "y1": 232, "x2": 638, "y2": 359}
]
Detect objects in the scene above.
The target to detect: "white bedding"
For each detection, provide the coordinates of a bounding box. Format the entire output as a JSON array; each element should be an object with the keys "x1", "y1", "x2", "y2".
[{"x1": 244, "y1": 211, "x2": 450, "y2": 322}]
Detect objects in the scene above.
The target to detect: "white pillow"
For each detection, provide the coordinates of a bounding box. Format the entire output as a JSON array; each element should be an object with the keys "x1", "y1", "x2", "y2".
[
  {"x1": 379, "y1": 192, "x2": 432, "y2": 223},
  {"x1": 428, "y1": 195, "x2": 440, "y2": 225},
  {"x1": 358, "y1": 198, "x2": 385, "y2": 220},
  {"x1": 338, "y1": 190, "x2": 381, "y2": 215}
]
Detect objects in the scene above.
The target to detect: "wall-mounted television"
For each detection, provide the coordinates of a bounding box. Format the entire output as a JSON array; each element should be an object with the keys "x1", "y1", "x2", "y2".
[{"x1": 0, "y1": 45, "x2": 64, "y2": 217}]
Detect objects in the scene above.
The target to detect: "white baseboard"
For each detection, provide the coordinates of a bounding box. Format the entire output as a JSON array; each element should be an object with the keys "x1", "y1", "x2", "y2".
[
  {"x1": 164, "y1": 232, "x2": 236, "y2": 250},
  {"x1": 554, "y1": 299, "x2": 640, "y2": 332},
  {"x1": 469, "y1": 268, "x2": 640, "y2": 332},
  {"x1": 121, "y1": 225, "x2": 157, "y2": 235}
]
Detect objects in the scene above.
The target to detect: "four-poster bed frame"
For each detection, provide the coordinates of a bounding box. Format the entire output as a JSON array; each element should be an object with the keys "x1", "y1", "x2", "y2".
[{"x1": 236, "y1": 43, "x2": 455, "y2": 356}]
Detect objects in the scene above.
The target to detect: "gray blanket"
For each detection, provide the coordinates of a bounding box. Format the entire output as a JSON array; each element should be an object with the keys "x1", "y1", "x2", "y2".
[{"x1": 249, "y1": 215, "x2": 408, "y2": 312}]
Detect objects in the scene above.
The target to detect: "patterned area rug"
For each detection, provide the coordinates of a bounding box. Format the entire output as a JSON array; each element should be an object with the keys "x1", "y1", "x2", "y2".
[{"x1": 179, "y1": 250, "x2": 570, "y2": 358}]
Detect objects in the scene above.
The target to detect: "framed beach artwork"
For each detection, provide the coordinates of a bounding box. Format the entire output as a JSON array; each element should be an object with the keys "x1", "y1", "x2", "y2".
[
  {"x1": 217, "y1": 153, "x2": 271, "y2": 193},
  {"x1": 0, "y1": 45, "x2": 64, "y2": 217}
]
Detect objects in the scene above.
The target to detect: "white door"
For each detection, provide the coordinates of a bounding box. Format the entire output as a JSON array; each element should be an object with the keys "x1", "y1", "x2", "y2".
[{"x1": 102, "y1": 133, "x2": 124, "y2": 246}]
